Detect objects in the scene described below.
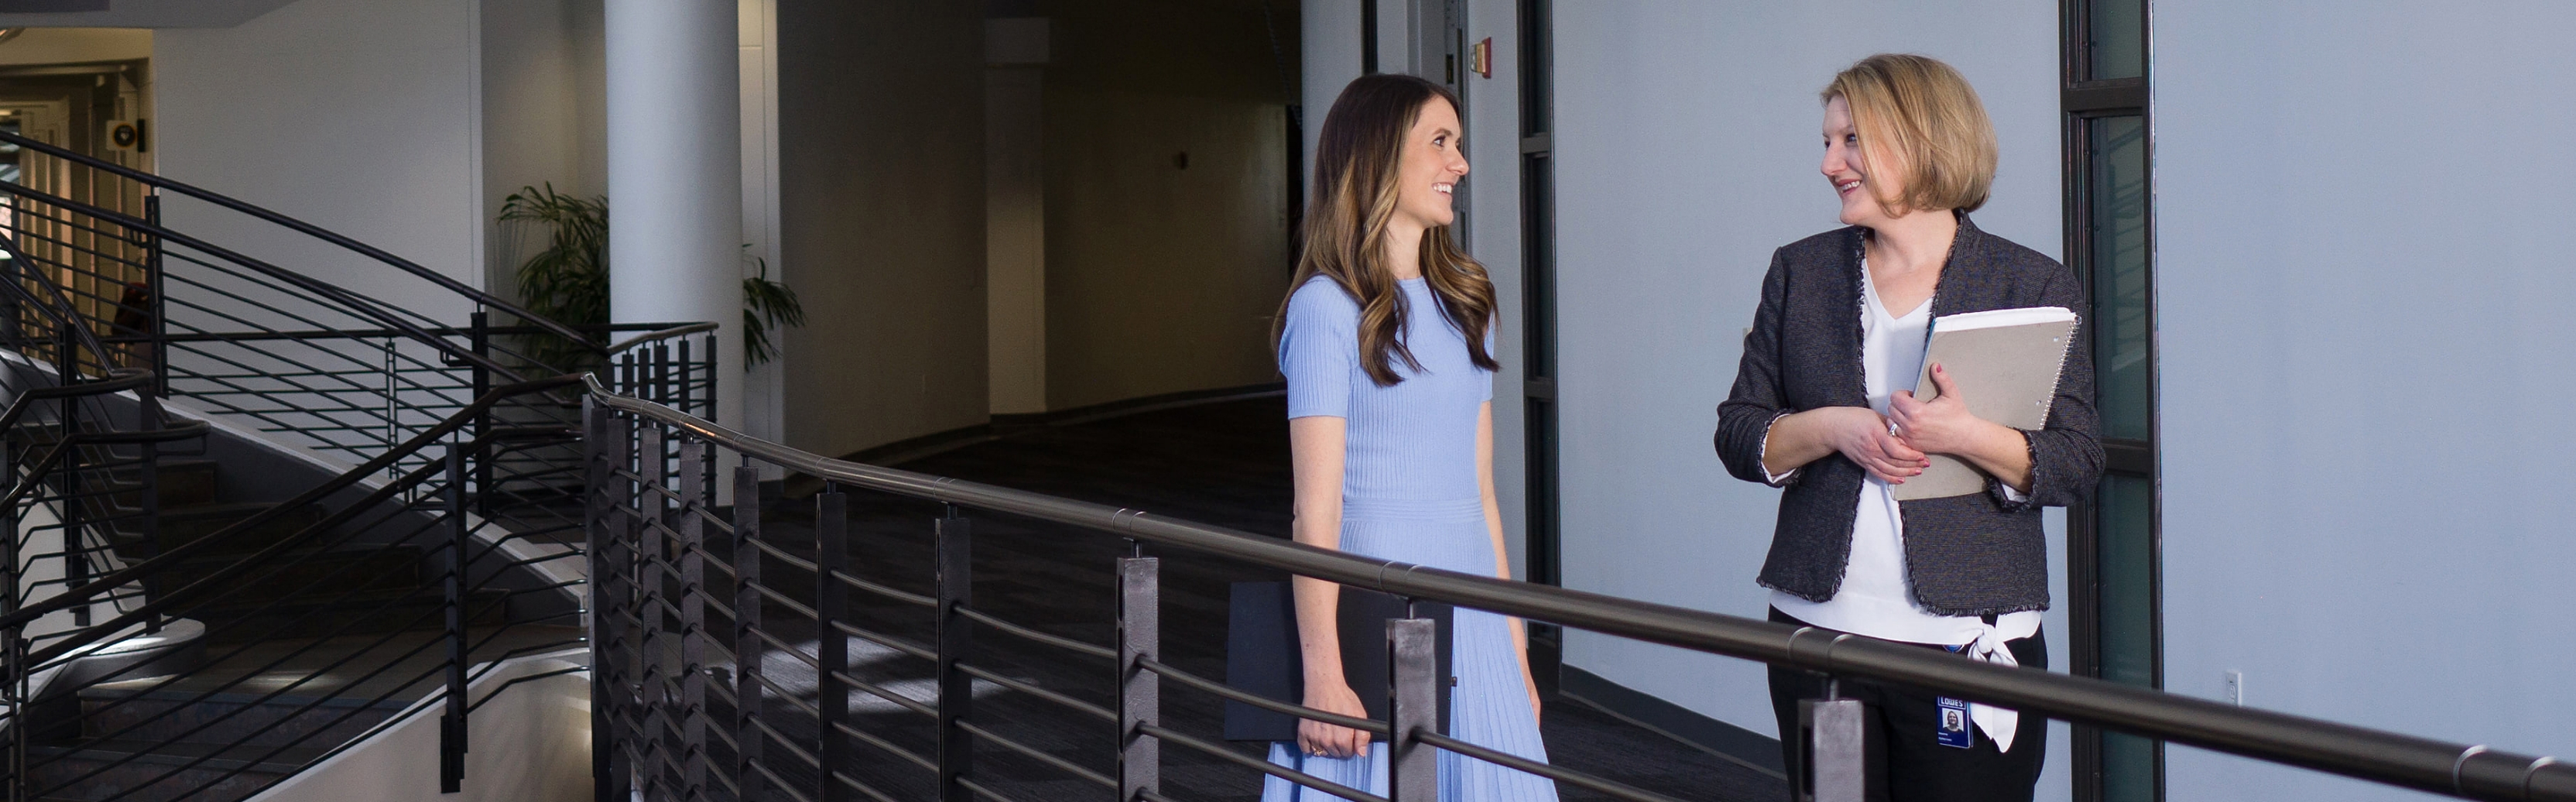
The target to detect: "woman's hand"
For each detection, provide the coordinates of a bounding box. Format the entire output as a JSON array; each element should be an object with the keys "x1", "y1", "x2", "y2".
[
  {"x1": 1816, "y1": 406, "x2": 1930, "y2": 484},
  {"x1": 1297, "y1": 680, "x2": 1372, "y2": 759},
  {"x1": 1889, "y1": 363, "x2": 2035, "y2": 491},
  {"x1": 1889, "y1": 363, "x2": 1999, "y2": 455}
]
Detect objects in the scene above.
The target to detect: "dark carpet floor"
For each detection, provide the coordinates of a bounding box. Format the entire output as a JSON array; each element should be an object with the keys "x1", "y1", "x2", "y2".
[{"x1": 714, "y1": 395, "x2": 1784, "y2": 802}]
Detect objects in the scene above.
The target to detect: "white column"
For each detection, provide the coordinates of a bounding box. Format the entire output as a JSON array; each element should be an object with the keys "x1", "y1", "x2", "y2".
[{"x1": 607, "y1": 0, "x2": 745, "y2": 434}]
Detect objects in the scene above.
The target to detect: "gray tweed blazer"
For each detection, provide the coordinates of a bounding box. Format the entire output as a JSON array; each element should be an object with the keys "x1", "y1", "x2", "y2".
[{"x1": 1714, "y1": 214, "x2": 2101, "y2": 616}]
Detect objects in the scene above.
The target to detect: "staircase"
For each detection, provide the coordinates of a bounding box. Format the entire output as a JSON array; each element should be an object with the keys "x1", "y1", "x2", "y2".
[{"x1": 0, "y1": 127, "x2": 707, "y2": 800}]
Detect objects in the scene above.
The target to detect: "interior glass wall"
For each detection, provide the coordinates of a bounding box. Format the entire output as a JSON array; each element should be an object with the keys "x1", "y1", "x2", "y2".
[{"x1": 2064, "y1": 1, "x2": 2157, "y2": 800}]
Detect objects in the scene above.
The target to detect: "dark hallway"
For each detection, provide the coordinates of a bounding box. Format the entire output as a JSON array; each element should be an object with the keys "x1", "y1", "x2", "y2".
[{"x1": 748, "y1": 395, "x2": 1786, "y2": 802}]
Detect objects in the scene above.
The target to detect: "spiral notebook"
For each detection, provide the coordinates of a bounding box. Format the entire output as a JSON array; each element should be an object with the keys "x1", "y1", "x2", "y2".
[{"x1": 1892, "y1": 307, "x2": 2079, "y2": 501}]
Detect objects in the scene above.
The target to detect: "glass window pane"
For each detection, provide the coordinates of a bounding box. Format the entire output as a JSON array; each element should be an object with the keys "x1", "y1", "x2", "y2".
[
  {"x1": 2088, "y1": 0, "x2": 2145, "y2": 81},
  {"x1": 2088, "y1": 115, "x2": 2150, "y2": 441},
  {"x1": 2096, "y1": 473, "x2": 2157, "y2": 688},
  {"x1": 2102, "y1": 732, "x2": 2160, "y2": 802}
]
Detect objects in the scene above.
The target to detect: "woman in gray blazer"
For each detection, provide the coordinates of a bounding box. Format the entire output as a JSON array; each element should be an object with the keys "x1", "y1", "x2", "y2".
[{"x1": 1714, "y1": 54, "x2": 2102, "y2": 802}]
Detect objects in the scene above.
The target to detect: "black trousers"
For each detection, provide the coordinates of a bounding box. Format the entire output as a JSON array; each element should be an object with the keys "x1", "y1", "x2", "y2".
[{"x1": 1767, "y1": 608, "x2": 2047, "y2": 802}]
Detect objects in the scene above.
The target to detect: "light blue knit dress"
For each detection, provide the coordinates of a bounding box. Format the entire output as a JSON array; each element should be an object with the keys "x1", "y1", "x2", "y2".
[{"x1": 1266, "y1": 276, "x2": 1559, "y2": 802}]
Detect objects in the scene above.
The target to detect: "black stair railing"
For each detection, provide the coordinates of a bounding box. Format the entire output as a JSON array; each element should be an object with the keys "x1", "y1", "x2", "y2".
[
  {"x1": 0, "y1": 376, "x2": 594, "y2": 802},
  {"x1": 583, "y1": 378, "x2": 2576, "y2": 802},
  {"x1": 0, "y1": 126, "x2": 707, "y2": 801},
  {"x1": 0, "y1": 125, "x2": 713, "y2": 516}
]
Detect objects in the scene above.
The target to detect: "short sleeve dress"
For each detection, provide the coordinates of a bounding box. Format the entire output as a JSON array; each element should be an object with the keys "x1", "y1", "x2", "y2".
[{"x1": 1267, "y1": 276, "x2": 1558, "y2": 802}]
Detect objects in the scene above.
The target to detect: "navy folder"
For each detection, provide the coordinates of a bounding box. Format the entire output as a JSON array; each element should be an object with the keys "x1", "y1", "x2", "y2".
[{"x1": 1222, "y1": 581, "x2": 1452, "y2": 742}]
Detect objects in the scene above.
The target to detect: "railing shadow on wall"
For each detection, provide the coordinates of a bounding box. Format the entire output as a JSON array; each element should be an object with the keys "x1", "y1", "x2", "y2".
[{"x1": 584, "y1": 376, "x2": 2576, "y2": 802}]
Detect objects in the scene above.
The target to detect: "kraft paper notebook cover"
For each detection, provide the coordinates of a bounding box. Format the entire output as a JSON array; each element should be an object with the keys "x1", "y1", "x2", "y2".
[{"x1": 1891, "y1": 307, "x2": 2078, "y2": 501}]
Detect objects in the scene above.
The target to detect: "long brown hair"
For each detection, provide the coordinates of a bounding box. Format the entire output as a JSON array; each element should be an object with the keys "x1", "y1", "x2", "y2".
[{"x1": 1276, "y1": 74, "x2": 1499, "y2": 386}]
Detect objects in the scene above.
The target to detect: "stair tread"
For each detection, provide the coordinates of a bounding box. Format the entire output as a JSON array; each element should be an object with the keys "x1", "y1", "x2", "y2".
[
  {"x1": 30, "y1": 737, "x2": 329, "y2": 774},
  {"x1": 154, "y1": 501, "x2": 322, "y2": 521},
  {"x1": 82, "y1": 625, "x2": 582, "y2": 704}
]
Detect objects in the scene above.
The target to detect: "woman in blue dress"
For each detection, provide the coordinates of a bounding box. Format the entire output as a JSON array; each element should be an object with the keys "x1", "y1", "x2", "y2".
[{"x1": 1266, "y1": 74, "x2": 1557, "y2": 802}]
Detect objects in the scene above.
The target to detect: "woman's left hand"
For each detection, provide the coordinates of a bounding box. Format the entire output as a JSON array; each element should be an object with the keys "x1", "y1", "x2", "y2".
[{"x1": 1889, "y1": 363, "x2": 2000, "y2": 455}]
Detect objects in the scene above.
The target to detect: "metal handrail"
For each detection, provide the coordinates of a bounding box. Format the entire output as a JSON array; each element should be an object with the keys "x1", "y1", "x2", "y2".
[
  {"x1": 605, "y1": 321, "x2": 721, "y2": 354},
  {"x1": 0, "y1": 375, "x2": 587, "y2": 635},
  {"x1": 0, "y1": 126, "x2": 600, "y2": 354},
  {"x1": 582, "y1": 375, "x2": 2576, "y2": 802}
]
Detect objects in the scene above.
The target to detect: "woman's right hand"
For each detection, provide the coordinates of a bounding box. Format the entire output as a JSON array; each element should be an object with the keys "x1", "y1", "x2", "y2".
[
  {"x1": 1815, "y1": 406, "x2": 1929, "y2": 483},
  {"x1": 1297, "y1": 679, "x2": 1372, "y2": 759}
]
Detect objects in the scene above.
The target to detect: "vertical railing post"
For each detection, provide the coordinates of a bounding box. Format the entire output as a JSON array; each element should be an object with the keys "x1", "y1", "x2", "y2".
[
  {"x1": 56, "y1": 351, "x2": 87, "y2": 628},
  {"x1": 934, "y1": 506, "x2": 975, "y2": 802},
  {"x1": 676, "y1": 439, "x2": 710, "y2": 801},
  {"x1": 1387, "y1": 618, "x2": 1439, "y2": 802},
  {"x1": 467, "y1": 310, "x2": 492, "y2": 520},
  {"x1": 587, "y1": 402, "x2": 634, "y2": 802},
  {"x1": 676, "y1": 337, "x2": 694, "y2": 418},
  {"x1": 4, "y1": 487, "x2": 23, "y2": 802},
  {"x1": 1796, "y1": 684, "x2": 1866, "y2": 802},
  {"x1": 144, "y1": 193, "x2": 169, "y2": 394},
  {"x1": 440, "y1": 443, "x2": 470, "y2": 793},
  {"x1": 135, "y1": 391, "x2": 165, "y2": 634},
  {"x1": 636, "y1": 426, "x2": 669, "y2": 797},
  {"x1": 730, "y1": 464, "x2": 766, "y2": 802},
  {"x1": 813, "y1": 488, "x2": 850, "y2": 802},
  {"x1": 1118, "y1": 556, "x2": 1160, "y2": 802}
]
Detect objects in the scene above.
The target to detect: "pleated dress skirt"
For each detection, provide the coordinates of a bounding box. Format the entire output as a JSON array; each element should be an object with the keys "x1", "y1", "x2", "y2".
[{"x1": 1261, "y1": 506, "x2": 1560, "y2": 802}]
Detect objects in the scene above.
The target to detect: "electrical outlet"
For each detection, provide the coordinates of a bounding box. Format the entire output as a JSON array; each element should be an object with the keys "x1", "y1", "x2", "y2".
[{"x1": 2224, "y1": 670, "x2": 2245, "y2": 706}]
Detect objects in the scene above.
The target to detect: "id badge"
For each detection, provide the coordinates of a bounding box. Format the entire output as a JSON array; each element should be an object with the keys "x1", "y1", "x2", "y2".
[{"x1": 1935, "y1": 697, "x2": 1974, "y2": 749}]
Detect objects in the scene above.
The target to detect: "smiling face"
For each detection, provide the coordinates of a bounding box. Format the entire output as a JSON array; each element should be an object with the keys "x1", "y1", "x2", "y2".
[
  {"x1": 1821, "y1": 94, "x2": 1900, "y2": 228},
  {"x1": 1389, "y1": 97, "x2": 1468, "y2": 231}
]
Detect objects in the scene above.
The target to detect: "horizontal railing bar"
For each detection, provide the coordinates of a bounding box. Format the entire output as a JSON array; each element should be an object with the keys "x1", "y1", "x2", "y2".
[
  {"x1": 831, "y1": 668, "x2": 938, "y2": 718},
  {"x1": 1139, "y1": 656, "x2": 1386, "y2": 735},
  {"x1": 465, "y1": 667, "x2": 591, "y2": 713},
  {"x1": 831, "y1": 719, "x2": 939, "y2": 772},
  {"x1": 1414, "y1": 728, "x2": 1681, "y2": 802},
  {"x1": 748, "y1": 716, "x2": 824, "y2": 768},
  {"x1": 832, "y1": 767, "x2": 907, "y2": 802},
  {"x1": 590, "y1": 379, "x2": 2576, "y2": 802},
  {"x1": 1136, "y1": 722, "x2": 1390, "y2": 802},
  {"x1": 827, "y1": 619, "x2": 938, "y2": 663},
  {"x1": 747, "y1": 533, "x2": 814, "y2": 572},
  {"x1": 833, "y1": 569, "x2": 937, "y2": 608},
  {"x1": 748, "y1": 761, "x2": 815, "y2": 802},
  {"x1": 955, "y1": 606, "x2": 1116, "y2": 660},
  {"x1": 749, "y1": 581, "x2": 822, "y2": 620},
  {"x1": 953, "y1": 662, "x2": 1115, "y2": 723},
  {"x1": 956, "y1": 773, "x2": 1043, "y2": 802}
]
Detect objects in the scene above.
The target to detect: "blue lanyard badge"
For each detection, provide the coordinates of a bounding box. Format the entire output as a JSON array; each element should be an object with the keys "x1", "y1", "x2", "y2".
[{"x1": 1936, "y1": 696, "x2": 1974, "y2": 749}]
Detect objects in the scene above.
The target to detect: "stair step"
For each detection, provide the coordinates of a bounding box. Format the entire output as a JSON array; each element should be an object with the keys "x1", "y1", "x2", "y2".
[
  {"x1": 25, "y1": 739, "x2": 322, "y2": 802},
  {"x1": 181, "y1": 587, "x2": 510, "y2": 642},
  {"x1": 127, "y1": 502, "x2": 331, "y2": 560},
  {"x1": 77, "y1": 678, "x2": 413, "y2": 752},
  {"x1": 154, "y1": 547, "x2": 428, "y2": 608}
]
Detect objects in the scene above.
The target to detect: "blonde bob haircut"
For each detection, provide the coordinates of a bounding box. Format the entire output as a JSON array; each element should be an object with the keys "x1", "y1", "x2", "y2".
[{"x1": 1823, "y1": 53, "x2": 1998, "y2": 214}]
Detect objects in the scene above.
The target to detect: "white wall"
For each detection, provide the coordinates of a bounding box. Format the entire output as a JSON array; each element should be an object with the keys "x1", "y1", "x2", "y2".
[
  {"x1": 1460, "y1": 0, "x2": 1526, "y2": 581},
  {"x1": 1300, "y1": 0, "x2": 1360, "y2": 180},
  {"x1": 483, "y1": 0, "x2": 605, "y2": 293},
  {"x1": 246, "y1": 657, "x2": 593, "y2": 802},
  {"x1": 156, "y1": 0, "x2": 486, "y2": 321},
  {"x1": 1546, "y1": 0, "x2": 2067, "y2": 790},
  {"x1": 2152, "y1": 2, "x2": 2576, "y2": 800}
]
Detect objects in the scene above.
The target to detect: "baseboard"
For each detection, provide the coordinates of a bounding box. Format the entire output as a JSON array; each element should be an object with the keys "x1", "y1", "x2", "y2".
[{"x1": 1557, "y1": 664, "x2": 1786, "y2": 779}]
